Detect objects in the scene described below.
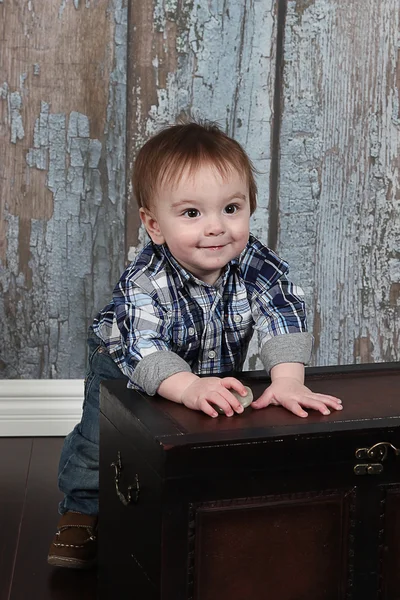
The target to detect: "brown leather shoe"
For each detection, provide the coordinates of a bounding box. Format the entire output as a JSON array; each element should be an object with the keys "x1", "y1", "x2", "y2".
[{"x1": 47, "y1": 511, "x2": 98, "y2": 569}]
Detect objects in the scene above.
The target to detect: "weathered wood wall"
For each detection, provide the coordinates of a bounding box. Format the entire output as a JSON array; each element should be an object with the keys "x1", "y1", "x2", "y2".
[
  {"x1": 279, "y1": 0, "x2": 400, "y2": 366},
  {"x1": 0, "y1": 0, "x2": 127, "y2": 378},
  {"x1": 0, "y1": 0, "x2": 399, "y2": 380}
]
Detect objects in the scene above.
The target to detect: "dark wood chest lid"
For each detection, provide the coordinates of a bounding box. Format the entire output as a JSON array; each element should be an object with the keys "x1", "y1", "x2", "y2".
[{"x1": 101, "y1": 363, "x2": 400, "y2": 449}]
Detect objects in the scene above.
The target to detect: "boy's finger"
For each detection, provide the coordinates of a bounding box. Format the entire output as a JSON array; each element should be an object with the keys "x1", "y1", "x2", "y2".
[
  {"x1": 221, "y1": 377, "x2": 247, "y2": 396},
  {"x1": 201, "y1": 400, "x2": 219, "y2": 418},
  {"x1": 312, "y1": 393, "x2": 342, "y2": 403},
  {"x1": 306, "y1": 395, "x2": 343, "y2": 410},
  {"x1": 322, "y1": 399, "x2": 343, "y2": 410},
  {"x1": 294, "y1": 397, "x2": 330, "y2": 415},
  {"x1": 207, "y1": 393, "x2": 236, "y2": 416},
  {"x1": 220, "y1": 390, "x2": 243, "y2": 414},
  {"x1": 252, "y1": 397, "x2": 272, "y2": 409},
  {"x1": 287, "y1": 402, "x2": 308, "y2": 418}
]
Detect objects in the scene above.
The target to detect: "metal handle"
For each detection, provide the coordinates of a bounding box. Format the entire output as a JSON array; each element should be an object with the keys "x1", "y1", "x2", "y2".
[
  {"x1": 354, "y1": 441, "x2": 400, "y2": 476},
  {"x1": 355, "y1": 442, "x2": 400, "y2": 461},
  {"x1": 111, "y1": 451, "x2": 140, "y2": 506}
]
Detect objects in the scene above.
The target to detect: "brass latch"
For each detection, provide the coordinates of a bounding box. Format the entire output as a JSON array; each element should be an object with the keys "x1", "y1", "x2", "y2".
[
  {"x1": 354, "y1": 463, "x2": 383, "y2": 476},
  {"x1": 354, "y1": 442, "x2": 400, "y2": 476}
]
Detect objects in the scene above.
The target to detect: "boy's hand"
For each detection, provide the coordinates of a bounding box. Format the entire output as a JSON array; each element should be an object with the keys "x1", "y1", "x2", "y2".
[
  {"x1": 180, "y1": 377, "x2": 247, "y2": 418},
  {"x1": 252, "y1": 377, "x2": 343, "y2": 418}
]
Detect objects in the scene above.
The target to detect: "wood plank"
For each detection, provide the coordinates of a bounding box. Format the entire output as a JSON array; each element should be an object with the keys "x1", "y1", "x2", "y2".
[
  {"x1": 278, "y1": 0, "x2": 400, "y2": 366},
  {"x1": 126, "y1": 0, "x2": 279, "y2": 370},
  {"x1": 380, "y1": 487, "x2": 400, "y2": 600},
  {"x1": 9, "y1": 437, "x2": 96, "y2": 600},
  {"x1": 0, "y1": 437, "x2": 32, "y2": 600},
  {"x1": 0, "y1": 0, "x2": 127, "y2": 379}
]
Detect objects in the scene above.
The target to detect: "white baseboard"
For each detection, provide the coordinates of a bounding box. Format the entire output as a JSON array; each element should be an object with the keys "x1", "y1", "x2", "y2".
[{"x1": 0, "y1": 380, "x2": 84, "y2": 437}]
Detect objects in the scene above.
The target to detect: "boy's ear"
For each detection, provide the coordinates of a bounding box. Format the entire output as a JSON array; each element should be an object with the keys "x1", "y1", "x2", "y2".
[{"x1": 139, "y1": 207, "x2": 165, "y2": 245}]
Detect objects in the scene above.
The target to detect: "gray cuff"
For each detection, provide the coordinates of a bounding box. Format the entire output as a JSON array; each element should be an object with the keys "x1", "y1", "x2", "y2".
[
  {"x1": 260, "y1": 332, "x2": 314, "y2": 373},
  {"x1": 132, "y1": 351, "x2": 192, "y2": 396}
]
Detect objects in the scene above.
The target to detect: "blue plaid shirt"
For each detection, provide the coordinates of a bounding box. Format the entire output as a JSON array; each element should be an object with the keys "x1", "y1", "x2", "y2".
[{"x1": 93, "y1": 234, "x2": 309, "y2": 391}]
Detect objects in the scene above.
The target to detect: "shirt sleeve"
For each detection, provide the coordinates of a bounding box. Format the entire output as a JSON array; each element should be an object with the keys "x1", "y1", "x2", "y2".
[
  {"x1": 113, "y1": 279, "x2": 191, "y2": 395},
  {"x1": 251, "y1": 273, "x2": 314, "y2": 373}
]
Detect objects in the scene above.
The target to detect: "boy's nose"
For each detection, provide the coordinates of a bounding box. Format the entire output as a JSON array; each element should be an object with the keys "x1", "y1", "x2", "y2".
[{"x1": 205, "y1": 217, "x2": 225, "y2": 236}]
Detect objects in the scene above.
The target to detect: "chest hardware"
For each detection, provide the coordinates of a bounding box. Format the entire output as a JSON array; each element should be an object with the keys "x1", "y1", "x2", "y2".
[
  {"x1": 354, "y1": 463, "x2": 384, "y2": 476},
  {"x1": 111, "y1": 451, "x2": 140, "y2": 505},
  {"x1": 354, "y1": 442, "x2": 400, "y2": 475}
]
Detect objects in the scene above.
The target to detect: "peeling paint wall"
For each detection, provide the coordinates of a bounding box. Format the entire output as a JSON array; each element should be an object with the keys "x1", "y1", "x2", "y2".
[
  {"x1": 0, "y1": 0, "x2": 127, "y2": 378},
  {"x1": 1, "y1": 0, "x2": 399, "y2": 381},
  {"x1": 279, "y1": 0, "x2": 400, "y2": 365}
]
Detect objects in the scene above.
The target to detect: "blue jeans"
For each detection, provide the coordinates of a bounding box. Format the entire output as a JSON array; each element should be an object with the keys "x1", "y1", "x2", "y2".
[{"x1": 57, "y1": 327, "x2": 128, "y2": 515}]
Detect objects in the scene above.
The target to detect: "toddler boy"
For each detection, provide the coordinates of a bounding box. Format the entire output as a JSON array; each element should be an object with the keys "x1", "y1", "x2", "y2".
[{"x1": 48, "y1": 120, "x2": 342, "y2": 569}]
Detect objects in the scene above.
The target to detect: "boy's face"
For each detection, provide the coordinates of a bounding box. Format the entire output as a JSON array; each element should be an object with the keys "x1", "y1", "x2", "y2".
[{"x1": 140, "y1": 163, "x2": 251, "y2": 285}]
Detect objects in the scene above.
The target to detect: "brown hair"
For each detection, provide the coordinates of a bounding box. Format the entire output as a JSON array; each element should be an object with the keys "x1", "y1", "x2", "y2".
[{"x1": 133, "y1": 120, "x2": 258, "y2": 214}]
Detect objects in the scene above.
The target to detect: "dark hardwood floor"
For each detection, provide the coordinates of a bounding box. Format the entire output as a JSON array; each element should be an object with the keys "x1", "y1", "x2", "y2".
[{"x1": 0, "y1": 438, "x2": 97, "y2": 600}]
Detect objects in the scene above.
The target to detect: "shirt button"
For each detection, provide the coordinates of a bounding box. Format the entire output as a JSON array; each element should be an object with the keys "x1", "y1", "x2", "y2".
[
  {"x1": 208, "y1": 350, "x2": 216, "y2": 359},
  {"x1": 188, "y1": 327, "x2": 195, "y2": 336},
  {"x1": 233, "y1": 315, "x2": 242, "y2": 323}
]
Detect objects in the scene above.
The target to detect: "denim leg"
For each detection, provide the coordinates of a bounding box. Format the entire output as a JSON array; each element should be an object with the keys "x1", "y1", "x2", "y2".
[{"x1": 57, "y1": 329, "x2": 128, "y2": 515}]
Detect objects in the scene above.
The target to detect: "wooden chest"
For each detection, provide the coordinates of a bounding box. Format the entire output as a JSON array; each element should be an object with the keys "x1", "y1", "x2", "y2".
[{"x1": 99, "y1": 363, "x2": 400, "y2": 600}]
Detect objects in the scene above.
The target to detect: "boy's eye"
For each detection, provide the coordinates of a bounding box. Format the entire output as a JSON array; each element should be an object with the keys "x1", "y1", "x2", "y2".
[
  {"x1": 183, "y1": 209, "x2": 200, "y2": 218},
  {"x1": 224, "y1": 204, "x2": 238, "y2": 214}
]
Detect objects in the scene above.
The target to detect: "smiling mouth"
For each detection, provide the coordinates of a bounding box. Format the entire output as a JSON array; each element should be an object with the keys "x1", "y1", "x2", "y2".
[{"x1": 202, "y1": 245, "x2": 225, "y2": 250}]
